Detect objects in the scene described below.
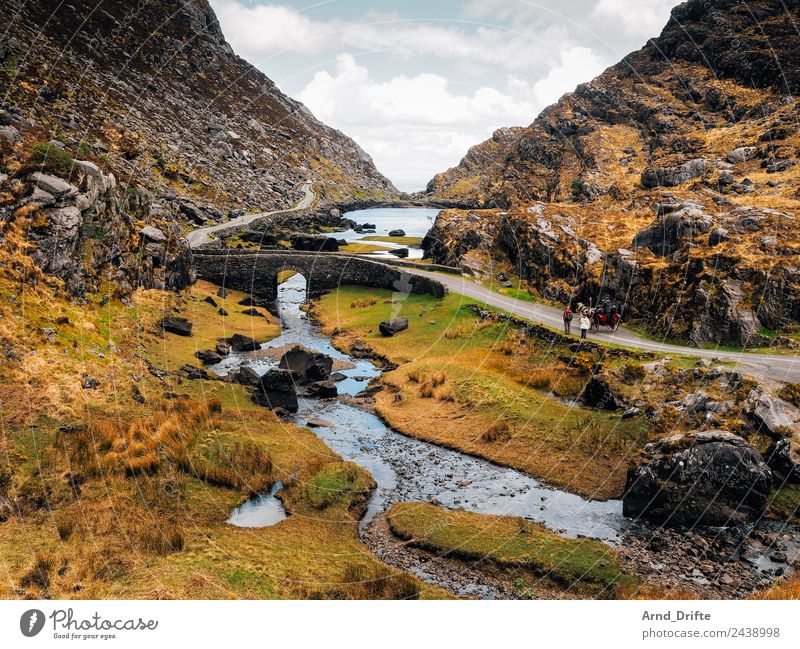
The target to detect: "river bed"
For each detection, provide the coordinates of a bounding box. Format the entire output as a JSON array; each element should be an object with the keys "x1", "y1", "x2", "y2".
[{"x1": 213, "y1": 273, "x2": 626, "y2": 542}]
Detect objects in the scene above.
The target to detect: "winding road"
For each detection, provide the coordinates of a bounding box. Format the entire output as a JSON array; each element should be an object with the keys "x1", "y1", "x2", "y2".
[
  {"x1": 187, "y1": 180, "x2": 316, "y2": 248},
  {"x1": 186, "y1": 185, "x2": 800, "y2": 383},
  {"x1": 401, "y1": 266, "x2": 800, "y2": 383}
]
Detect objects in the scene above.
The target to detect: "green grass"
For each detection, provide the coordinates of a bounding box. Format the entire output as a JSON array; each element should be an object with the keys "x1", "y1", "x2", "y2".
[
  {"x1": 360, "y1": 235, "x2": 423, "y2": 246},
  {"x1": 766, "y1": 486, "x2": 800, "y2": 524},
  {"x1": 339, "y1": 242, "x2": 393, "y2": 254},
  {"x1": 314, "y1": 286, "x2": 649, "y2": 500},
  {"x1": 387, "y1": 503, "x2": 636, "y2": 595}
]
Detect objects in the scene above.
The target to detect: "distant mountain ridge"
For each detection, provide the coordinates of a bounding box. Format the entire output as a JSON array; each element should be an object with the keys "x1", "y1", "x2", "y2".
[{"x1": 422, "y1": 0, "x2": 800, "y2": 347}]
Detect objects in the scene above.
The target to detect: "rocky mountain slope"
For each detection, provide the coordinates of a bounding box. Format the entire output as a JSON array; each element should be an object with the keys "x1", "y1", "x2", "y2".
[
  {"x1": 423, "y1": 0, "x2": 800, "y2": 346},
  {"x1": 0, "y1": 0, "x2": 396, "y2": 297}
]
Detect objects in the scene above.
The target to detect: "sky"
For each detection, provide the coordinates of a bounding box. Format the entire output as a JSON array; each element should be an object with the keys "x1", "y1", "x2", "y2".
[{"x1": 209, "y1": 0, "x2": 677, "y2": 191}]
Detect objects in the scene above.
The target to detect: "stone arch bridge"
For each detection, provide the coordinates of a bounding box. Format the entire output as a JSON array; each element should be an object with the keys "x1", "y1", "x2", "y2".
[{"x1": 193, "y1": 250, "x2": 446, "y2": 302}]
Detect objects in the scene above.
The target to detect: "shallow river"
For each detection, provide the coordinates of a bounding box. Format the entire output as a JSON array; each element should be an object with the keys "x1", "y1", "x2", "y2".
[
  {"x1": 326, "y1": 207, "x2": 440, "y2": 260},
  {"x1": 213, "y1": 273, "x2": 626, "y2": 542}
]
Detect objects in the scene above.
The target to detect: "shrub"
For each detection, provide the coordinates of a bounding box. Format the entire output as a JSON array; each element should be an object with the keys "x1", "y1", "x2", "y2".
[
  {"x1": 20, "y1": 551, "x2": 55, "y2": 590},
  {"x1": 431, "y1": 371, "x2": 446, "y2": 387},
  {"x1": 528, "y1": 367, "x2": 558, "y2": 390},
  {"x1": 437, "y1": 387, "x2": 455, "y2": 402},
  {"x1": 481, "y1": 422, "x2": 511, "y2": 443},
  {"x1": 341, "y1": 562, "x2": 420, "y2": 600},
  {"x1": 140, "y1": 522, "x2": 185, "y2": 555},
  {"x1": 621, "y1": 362, "x2": 646, "y2": 383},
  {"x1": 419, "y1": 381, "x2": 435, "y2": 398},
  {"x1": 778, "y1": 383, "x2": 800, "y2": 408},
  {"x1": 31, "y1": 141, "x2": 74, "y2": 172},
  {"x1": 407, "y1": 369, "x2": 423, "y2": 383},
  {"x1": 350, "y1": 297, "x2": 377, "y2": 309}
]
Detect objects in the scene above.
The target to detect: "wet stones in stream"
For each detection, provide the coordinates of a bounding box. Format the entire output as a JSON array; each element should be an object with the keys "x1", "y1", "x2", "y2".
[
  {"x1": 252, "y1": 368, "x2": 299, "y2": 412},
  {"x1": 618, "y1": 521, "x2": 800, "y2": 598}
]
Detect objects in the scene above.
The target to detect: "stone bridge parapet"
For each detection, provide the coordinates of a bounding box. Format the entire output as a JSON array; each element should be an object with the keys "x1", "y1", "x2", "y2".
[{"x1": 193, "y1": 250, "x2": 447, "y2": 302}]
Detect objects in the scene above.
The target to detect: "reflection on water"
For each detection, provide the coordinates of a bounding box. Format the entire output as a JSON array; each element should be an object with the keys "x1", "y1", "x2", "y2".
[
  {"x1": 227, "y1": 482, "x2": 287, "y2": 528},
  {"x1": 217, "y1": 273, "x2": 627, "y2": 542},
  {"x1": 327, "y1": 207, "x2": 440, "y2": 260}
]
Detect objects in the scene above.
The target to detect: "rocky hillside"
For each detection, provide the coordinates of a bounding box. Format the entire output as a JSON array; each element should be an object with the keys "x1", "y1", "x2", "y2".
[
  {"x1": 424, "y1": 0, "x2": 800, "y2": 346},
  {"x1": 0, "y1": 0, "x2": 396, "y2": 298}
]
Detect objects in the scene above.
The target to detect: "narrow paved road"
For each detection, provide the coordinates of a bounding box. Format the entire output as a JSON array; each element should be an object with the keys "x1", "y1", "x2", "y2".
[
  {"x1": 187, "y1": 180, "x2": 315, "y2": 248},
  {"x1": 402, "y1": 267, "x2": 800, "y2": 384},
  {"x1": 185, "y1": 188, "x2": 800, "y2": 383}
]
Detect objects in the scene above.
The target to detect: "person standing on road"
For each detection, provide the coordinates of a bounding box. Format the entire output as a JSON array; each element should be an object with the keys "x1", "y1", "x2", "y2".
[
  {"x1": 563, "y1": 307, "x2": 573, "y2": 334},
  {"x1": 579, "y1": 314, "x2": 590, "y2": 339}
]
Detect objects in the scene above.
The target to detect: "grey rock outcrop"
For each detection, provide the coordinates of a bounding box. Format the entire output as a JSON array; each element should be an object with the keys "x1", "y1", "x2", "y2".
[
  {"x1": 623, "y1": 431, "x2": 772, "y2": 527},
  {"x1": 641, "y1": 159, "x2": 708, "y2": 188}
]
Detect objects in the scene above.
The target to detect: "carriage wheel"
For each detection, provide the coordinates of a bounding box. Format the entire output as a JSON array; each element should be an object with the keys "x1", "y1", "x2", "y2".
[
  {"x1": 590, "y1": 322, "x2": 599, "y2": 334},
  {"x1": 610, "y1": 320, "x2": 620, "y2": 332}
]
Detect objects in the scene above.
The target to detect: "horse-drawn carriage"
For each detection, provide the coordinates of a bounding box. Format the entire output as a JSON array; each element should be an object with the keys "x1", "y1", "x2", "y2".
[{"x1": 589, "y1": 308, "x2": 621, "y2": 333}]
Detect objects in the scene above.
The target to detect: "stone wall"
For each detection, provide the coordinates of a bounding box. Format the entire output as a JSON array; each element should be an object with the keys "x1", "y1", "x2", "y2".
[{"x1": 194, "y1": 250, "x2": 447, "y2": 302}]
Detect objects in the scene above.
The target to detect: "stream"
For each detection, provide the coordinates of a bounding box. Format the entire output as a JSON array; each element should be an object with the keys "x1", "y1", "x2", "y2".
[
  {"x1": 212, "y1": 273, "x2": 627, "y2": 542},
  {"x1": 207, "y1": 209, "x2": 800, "y2": 599}
]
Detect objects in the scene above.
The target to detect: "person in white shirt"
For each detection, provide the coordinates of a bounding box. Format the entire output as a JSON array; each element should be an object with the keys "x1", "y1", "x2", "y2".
[{"x1": 579, "y1": 314, "x2": 590, "y2": 339}]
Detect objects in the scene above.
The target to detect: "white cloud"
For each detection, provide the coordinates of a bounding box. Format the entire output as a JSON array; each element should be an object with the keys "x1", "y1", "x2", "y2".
[
  {"x1": 300, "y1": 54, "x2": 547, "y2": 191},
  {"x1": 211, "y1": 0, "x2": 576, "y2": 72},
  {"x1": 593, "y1": 0, "x2": 676, "y2": 37},
  {"x1": 531, "y1": 46, "x2": 606, "y2": 106}
]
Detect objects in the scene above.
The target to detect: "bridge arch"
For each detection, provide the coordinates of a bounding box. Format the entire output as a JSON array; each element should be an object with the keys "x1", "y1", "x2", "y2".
[{"x1": 193, "y1": 250, "x2": 446, "y2": 303}]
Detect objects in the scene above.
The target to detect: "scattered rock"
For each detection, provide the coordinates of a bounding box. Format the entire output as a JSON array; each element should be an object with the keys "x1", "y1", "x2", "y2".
[
  {"x1": 232, "y1": 366, "x2": 261, "y2": 387},
  {"x1": 765, "y1": 438, "x2": 800, "y2": 484},
  {"x1": 229, "y1": 334, "x2": 261, "y2": 352},
  {"x1": 308, "y1": 380, "x2": 337, "y2": 398},
  {"x1": 379, "y1": 317, "x2": 409, "y2": 337},
  {"x1": 195, "y1": 349, "x2": 222, "y2": 365},
  {"x1": 727, "y1": 147, "x2": 758, "y2": 164},
  {"x1": 278, "y1": 346, "x2": 332, "y2": 383},
  {"x1": 388, "y1": 229, "x2": 406, "y2": 237},
  {"x1": 81, "y1": 373, "x2": 98, "y2": 390},
  {"x1": 289, "y1": 233, "x2": 339, "y2": 252},
  {"x1": 581, "y1": 374, "x2": 624, "y2": 410},
  {"x1": 252, "y1": 368, "x2": 298, "y2": 412},
  {"x1": 305, "y1": 417, "x2": 335, "y2": 428},
  {"x1": 160, "y1": 316, "x2": 192, "y2": 336},
  {"x1": 744, "y1": 389, "x2": 800, "y2": 439},
  {"x1": 641, "y1": 158, "x2": 707, "y2": 188},
  {"x1": 241, "y1": 308, "x2": 265, "y2": 318}
]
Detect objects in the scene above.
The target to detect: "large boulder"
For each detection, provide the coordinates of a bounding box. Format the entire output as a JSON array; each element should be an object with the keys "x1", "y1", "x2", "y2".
[
  {"x1": 743, "y1": 389, "x2": 800, "y2": 439},
  {"x1": 252, "y1": 368, "x2": 298, "y2": 412},
  {"x1": 641, "y1": 158, "x2": 708, "y2": 188},
  {"x1": 278, "y1": 346, "x2": 332, "y2": 384},
  {"x1": 160, "y1": 316, "x2": 192, "y2": 336},
  {"x1": 28, "y1": 172, "x2": 78, "y2": 199},
  {"x1": 388, "y1": 229, "x2": 406, "y2": 237},
  {"x1": 289, "y1": 233, "x2": 339, "y2": 252},
  {"x1": 232, "y1": 366, "x2": 261, "y2": 387},
  {"x1": 623, "y1": 431, "x2": 772, "y2": 527},
  {"x1": 765, "y1": 438, "x2": 800, "y2": 484},
  {"x1": 229, "y1": 333, "x2": 261, "y2": 352},
  {"x1": 727, "y1": 147, "x2": 758, "y2": 164},
  {"x1": 632, "y1": 205, "x2": 713, "y2": 256},
  {"x1": 379, "y1": 317, "x2": 409, "y2": 337},
  {"x1": 195, "y1": 349, "x2": 222, "y2": 365}
]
